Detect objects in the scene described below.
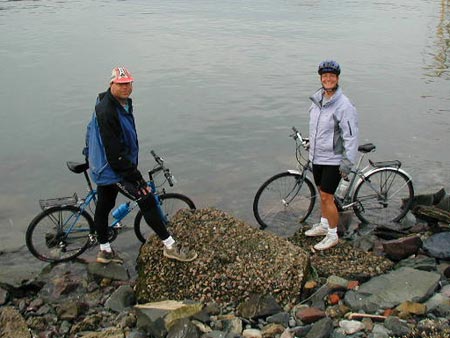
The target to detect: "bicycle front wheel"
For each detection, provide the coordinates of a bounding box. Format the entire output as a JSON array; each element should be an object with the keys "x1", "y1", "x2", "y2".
[
  {"x1": 25, "y1": 205, "x2": 94, "y2": 263},
  {"x1": 134, "y1": 193, "x2": 196, "y2": 243},
  {"x1": 353, "y1": 168, "x2": 414, "y2": 225},
  {"x1": 253, "y1": 171, "x2": 316, "y2": 237}
]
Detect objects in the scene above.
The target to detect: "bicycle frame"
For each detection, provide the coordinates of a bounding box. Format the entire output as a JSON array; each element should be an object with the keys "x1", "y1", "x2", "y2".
[
  {"x1": 290, "y1": 126, "x2": 413, "y2": 213},
  {"x1": 27, "y1": 150, "x2": 195, "y2": 263},
  {"x1": 342, "y1": 165, "x2": 413, "y2": 208},
  {"x1": 52, "y1": 190, "x2": 97, "y2": 239},
  {"x1": 147, "y1": 177, "x2": 170, "y2": 225},
  {"x1": 253, "y1": 127, "x2": 415, "y2": 231},
  {"x1": 70, "y1": 176, "x2": 167, "y2": 235}
]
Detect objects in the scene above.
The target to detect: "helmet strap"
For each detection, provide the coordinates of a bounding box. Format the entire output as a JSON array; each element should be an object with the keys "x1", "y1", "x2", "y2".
[{"x1": 322, "y1": 84, "x2": 339, "y2": 93}]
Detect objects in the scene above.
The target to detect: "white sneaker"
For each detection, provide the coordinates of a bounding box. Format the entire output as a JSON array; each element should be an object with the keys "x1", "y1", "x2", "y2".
[
  {"x1": 305, "y1": 223, "x2": 328, "y2": 237},
  {"x1": 314, "y1": 233, "x2": 339, "y2": 251}
]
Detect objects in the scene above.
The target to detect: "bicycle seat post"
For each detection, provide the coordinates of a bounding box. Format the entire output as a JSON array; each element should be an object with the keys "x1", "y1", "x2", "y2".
[
  {"x1": 355, "y1": 151, "x2": 366, "y2": 172},
  {"x1": 83, "y1": 170, "x2": 95, "y2": 194}
]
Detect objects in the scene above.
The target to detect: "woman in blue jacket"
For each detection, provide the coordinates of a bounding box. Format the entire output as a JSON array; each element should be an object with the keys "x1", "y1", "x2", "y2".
[
  {"x1": 305, "y1": 60, "x2": 359, "y2": 251},
  {"x1": 85, "y1": 67, "x2": 197, "y2": 263}
]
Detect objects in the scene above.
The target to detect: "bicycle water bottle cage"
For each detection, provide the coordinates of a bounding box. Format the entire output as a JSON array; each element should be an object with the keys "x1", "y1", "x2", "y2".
[
  {"x1": 66, "y1": 161, "x2": 89, "y2": 174},
  {"x1": 358, "y1": 144, "x2": 376, "y2": 153},
  {"x1": 369, "y1": 159, "x2": 402, "y2": 169}
]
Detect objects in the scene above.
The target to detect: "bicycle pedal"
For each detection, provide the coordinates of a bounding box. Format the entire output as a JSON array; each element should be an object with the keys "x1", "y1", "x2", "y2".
[
  {"x1": 88, "y1": 234, "x2": 98, "y2": 245},
  {"x1": 113, "y1": 223, "x2": 126, "y2": 230}
]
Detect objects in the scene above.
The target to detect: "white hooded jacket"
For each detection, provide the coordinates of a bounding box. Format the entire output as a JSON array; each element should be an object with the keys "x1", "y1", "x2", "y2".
[{"x1": 308, "y1": 87, "x2": 359, "y2": 167}]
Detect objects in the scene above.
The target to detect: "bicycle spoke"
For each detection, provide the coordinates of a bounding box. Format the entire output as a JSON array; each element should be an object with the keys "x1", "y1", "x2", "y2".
[
  {"x1": 353, "y1": 169, "x2": 414, "y2": 225},
  {"x1": 26, "y1": 206, "x2": 93, "y2": 263},
  {"x1": 253, "y1": 172, "x2": 316, "y2": 236},
  {"x1": 382, "y1": 171, "x2": 411, "y2": 200},
  {"x1": 134, "y1": 193, "x2": 196, "y2": 243}
]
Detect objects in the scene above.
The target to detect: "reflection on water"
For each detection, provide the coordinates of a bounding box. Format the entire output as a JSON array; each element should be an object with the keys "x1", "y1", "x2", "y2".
[
  {"x1": 425, "y1": 0, "x2": 450, "y2": 78},
  {"x1": 0, "y1": 0, "x2": 449, "y2": 256}
]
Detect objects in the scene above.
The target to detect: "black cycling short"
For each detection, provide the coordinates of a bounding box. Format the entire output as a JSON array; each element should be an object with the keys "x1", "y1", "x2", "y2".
[{"x1": 312, "y1": 164, "x2": 341, "y2": 194}]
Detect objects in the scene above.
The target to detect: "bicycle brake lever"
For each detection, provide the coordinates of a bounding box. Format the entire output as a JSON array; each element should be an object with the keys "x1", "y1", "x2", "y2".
[
  {"x1": 164, "y1": 169, "x2": 175, "y2": 186},
  {"x1": 170, "y1": 175, "x2": 177, "y2": 185}
]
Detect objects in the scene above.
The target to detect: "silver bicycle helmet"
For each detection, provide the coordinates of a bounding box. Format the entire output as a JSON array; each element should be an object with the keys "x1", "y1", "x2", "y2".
[{"x1": 318, "y1": 60, "x2": 341, "y2": 75}]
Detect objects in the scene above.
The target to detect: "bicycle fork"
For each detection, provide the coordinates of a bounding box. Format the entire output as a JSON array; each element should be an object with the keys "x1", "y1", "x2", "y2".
[{"x1": 281, "y1": 175, "x2": 306, "y2": 207}]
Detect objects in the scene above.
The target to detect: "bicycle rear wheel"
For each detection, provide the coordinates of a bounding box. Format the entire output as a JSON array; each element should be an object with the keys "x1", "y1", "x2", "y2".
[
  {"x1": 26, "y1": 205, "x2": 94, "y2": 263},
  {"x1": 134, "y1": 193, "x2": 196, "y2": 243},
  {"x1": 253, "y1": 171, "x2": 316, "y2": 237},
  {"x1": 353, "y1": 168, "x2": 414, "y2": 225}
]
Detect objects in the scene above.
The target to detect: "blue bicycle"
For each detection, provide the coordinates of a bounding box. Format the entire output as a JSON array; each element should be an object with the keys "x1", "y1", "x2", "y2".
[{"x1": 25, "y1": 151, "x2": 196, "y2": 263}]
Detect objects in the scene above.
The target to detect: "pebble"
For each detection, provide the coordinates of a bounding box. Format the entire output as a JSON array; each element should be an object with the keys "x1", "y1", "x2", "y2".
[{"x1": 0, "y1": 208, "x2": 449, "y2": 337}]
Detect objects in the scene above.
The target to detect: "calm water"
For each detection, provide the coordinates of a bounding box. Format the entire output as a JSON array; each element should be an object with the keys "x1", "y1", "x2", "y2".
[{"x1": 0, "y1": 0, "x2": 449, "y2": 259}]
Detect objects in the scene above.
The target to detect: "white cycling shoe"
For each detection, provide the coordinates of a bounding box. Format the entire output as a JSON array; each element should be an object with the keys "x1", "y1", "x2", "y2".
[
  {"x1": 314, "y1": 233, "x2": 339, "y2": 251},
  {"x1": 305, "y1": 223, "x2": 328, "y2": 237}
]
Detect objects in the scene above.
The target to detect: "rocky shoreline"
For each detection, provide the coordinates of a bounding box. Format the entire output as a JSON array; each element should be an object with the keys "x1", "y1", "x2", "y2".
[{"x1": 1, "y1": 203, "x2": 450, "y2": 338}]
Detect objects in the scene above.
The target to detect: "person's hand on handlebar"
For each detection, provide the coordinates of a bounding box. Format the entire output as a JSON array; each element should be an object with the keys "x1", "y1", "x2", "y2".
[
  {"x1": 136, "y1": 178, "x2": 152, "y2": 197},
  {"x1": 121, "y1": 170, "x2": 152, "y2": 197},
  {"x1": 302, "y1": 138, "x2": 310, "y2": 151}
]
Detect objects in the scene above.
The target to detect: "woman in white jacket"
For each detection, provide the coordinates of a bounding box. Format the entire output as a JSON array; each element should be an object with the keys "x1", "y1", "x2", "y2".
[{"x1": 305, "y1": 60, "x2": 359, "y2": 250}]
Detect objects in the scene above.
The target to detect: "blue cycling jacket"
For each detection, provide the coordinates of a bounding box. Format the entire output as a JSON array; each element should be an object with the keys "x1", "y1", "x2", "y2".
[{"x1": 85, "y1": 89, "x2": 141, "y2": 186}]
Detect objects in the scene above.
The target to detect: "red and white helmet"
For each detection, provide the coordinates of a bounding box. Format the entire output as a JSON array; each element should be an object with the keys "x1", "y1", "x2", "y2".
[{"x1": 109, "y1": 67, "x2": 134, "y2": 84}]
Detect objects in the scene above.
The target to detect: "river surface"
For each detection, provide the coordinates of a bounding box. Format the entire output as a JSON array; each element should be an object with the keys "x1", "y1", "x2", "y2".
[{"x1": 0, "y1": 0, "x2": 449, "y2": 270}]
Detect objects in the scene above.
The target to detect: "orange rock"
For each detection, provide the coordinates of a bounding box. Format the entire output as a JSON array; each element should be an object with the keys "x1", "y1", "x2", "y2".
[
  {"x1": 396, "y1": 301, "x2": 427, "y2": 315},
  {"x1": 347, "y1": 280, "x2": 359, "y2": 290},
  {"x1": 383, "y1": 308, "x2": 394, "y2": 317},
  {"x1": 328, "y1": 293, "x2": 340, "y2": 305},
  {"x1": 295, "y1": 306, "x2": 326, "y2": 324},
  {"x1": 304, "y1": 280, "x2": 318, "y2": 290}
]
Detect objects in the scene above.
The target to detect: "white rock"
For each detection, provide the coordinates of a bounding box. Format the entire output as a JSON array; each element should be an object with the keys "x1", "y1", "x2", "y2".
[
  {"x1": 280, "y1": 328, "x2": 294, "y2": 338},
  {"x1": 242, "y1": 328, "x2": 262, "y2": 338},
  {"x1": 339, "y1": 319, "x2": 365, "y2": 334}
]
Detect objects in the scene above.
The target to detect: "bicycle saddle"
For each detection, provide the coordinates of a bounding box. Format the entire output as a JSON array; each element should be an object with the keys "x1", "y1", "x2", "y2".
[
  {"x1": 66, "y1": 161, "x2": 89, "y2": 174},
  {"x1": 358, "y1": 143, "x2": 376, "y2": 153}
]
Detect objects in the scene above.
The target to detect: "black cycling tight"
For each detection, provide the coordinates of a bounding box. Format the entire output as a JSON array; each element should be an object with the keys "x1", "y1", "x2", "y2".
[{"x1": 94, "y1": 184, "x2": 170, "y2": 244}]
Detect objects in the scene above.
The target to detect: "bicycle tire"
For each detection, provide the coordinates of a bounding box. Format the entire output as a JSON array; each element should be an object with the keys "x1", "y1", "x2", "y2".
[
  {"x1": 134, "y1": 193, "x2": 196, "y2": 243},
  {"x1": 253, "y1": 171, "x2": 316, "y2": 236},
  {"x1": 25, "y1": 205, "x2": 94, "y2": 263},
  {"x1": 353, "y1": 168, "x2": 414, "y2": 225}
]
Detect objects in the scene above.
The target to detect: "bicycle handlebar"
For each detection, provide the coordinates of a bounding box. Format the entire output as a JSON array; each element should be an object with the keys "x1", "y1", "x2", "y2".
[
  {"x1": 291, "y1": 126, "x2": 309, "y2": 149},
  {"x1": 150, "y1": 150, "x2": 163, "y2": 165},
  {"x1": 150, "y1": 150, "x2": 175, "y2": 187}
]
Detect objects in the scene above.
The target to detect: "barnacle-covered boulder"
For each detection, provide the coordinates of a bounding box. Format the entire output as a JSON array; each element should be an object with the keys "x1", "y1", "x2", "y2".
[{"x1": 134, "y1": 208, "x2": 310, "y2": 308}]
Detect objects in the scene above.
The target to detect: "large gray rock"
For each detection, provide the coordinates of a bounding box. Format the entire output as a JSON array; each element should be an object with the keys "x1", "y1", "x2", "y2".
[
  {"x1": 394, "y1": 255, "x2": 437, "y2": 272},
  {"x1": 135, "y1": 208, "x2": 310, "y2": 308},
  {"x1": 37, "y1": 261, "x2": 89, "y2": 302},
  {"x1": 134, "y1": 300, "x2": 203, "y2": 333},
  {"x1": 0, "y1": 255, "x2": 46, "y2": 289},
  {"x1": 237, "y1": 294, "x2": 282, "y2": 319},
  {"x1": 422, "y1": 232, "x2": 450, "y2": 259},
  {"x1": 105, "y1": 285, "x2": 136, "y2": 312},
  {"x1": 87, "y1": 261, "x2": 130, "y2": 281},
  {"x1": 344, "y1": 267, "x2": 440, "y2": 311},
  {"x1": 384, "y1": 316, "x2": 411, "y2": 337},
  {"x1": 410, "y1": 188, "x2": 446, "y2": 209},
  {"x1": 435, "y1": 193, "x2": 450, "y2": 211},
  {"x1": 0, "y1": 286, "x2": 9, "y2": 305},
  {"x1": 382, "y1": 235, "x2": 422, "y2": 261},
  {"x1": 167, "y1": 318, "x2": 200, "y2": 338},
  {"x1": 305, "y1": 317, "x2": 333, "y2": 338}
]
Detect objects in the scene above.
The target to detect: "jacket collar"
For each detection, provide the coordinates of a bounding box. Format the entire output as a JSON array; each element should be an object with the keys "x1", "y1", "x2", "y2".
[
  {"x1": 310, "y1": 86, "x2": 342, "y2": 108},
  {"x1": 105, "y1": 88, "x2": 133, "y2": 113}
]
